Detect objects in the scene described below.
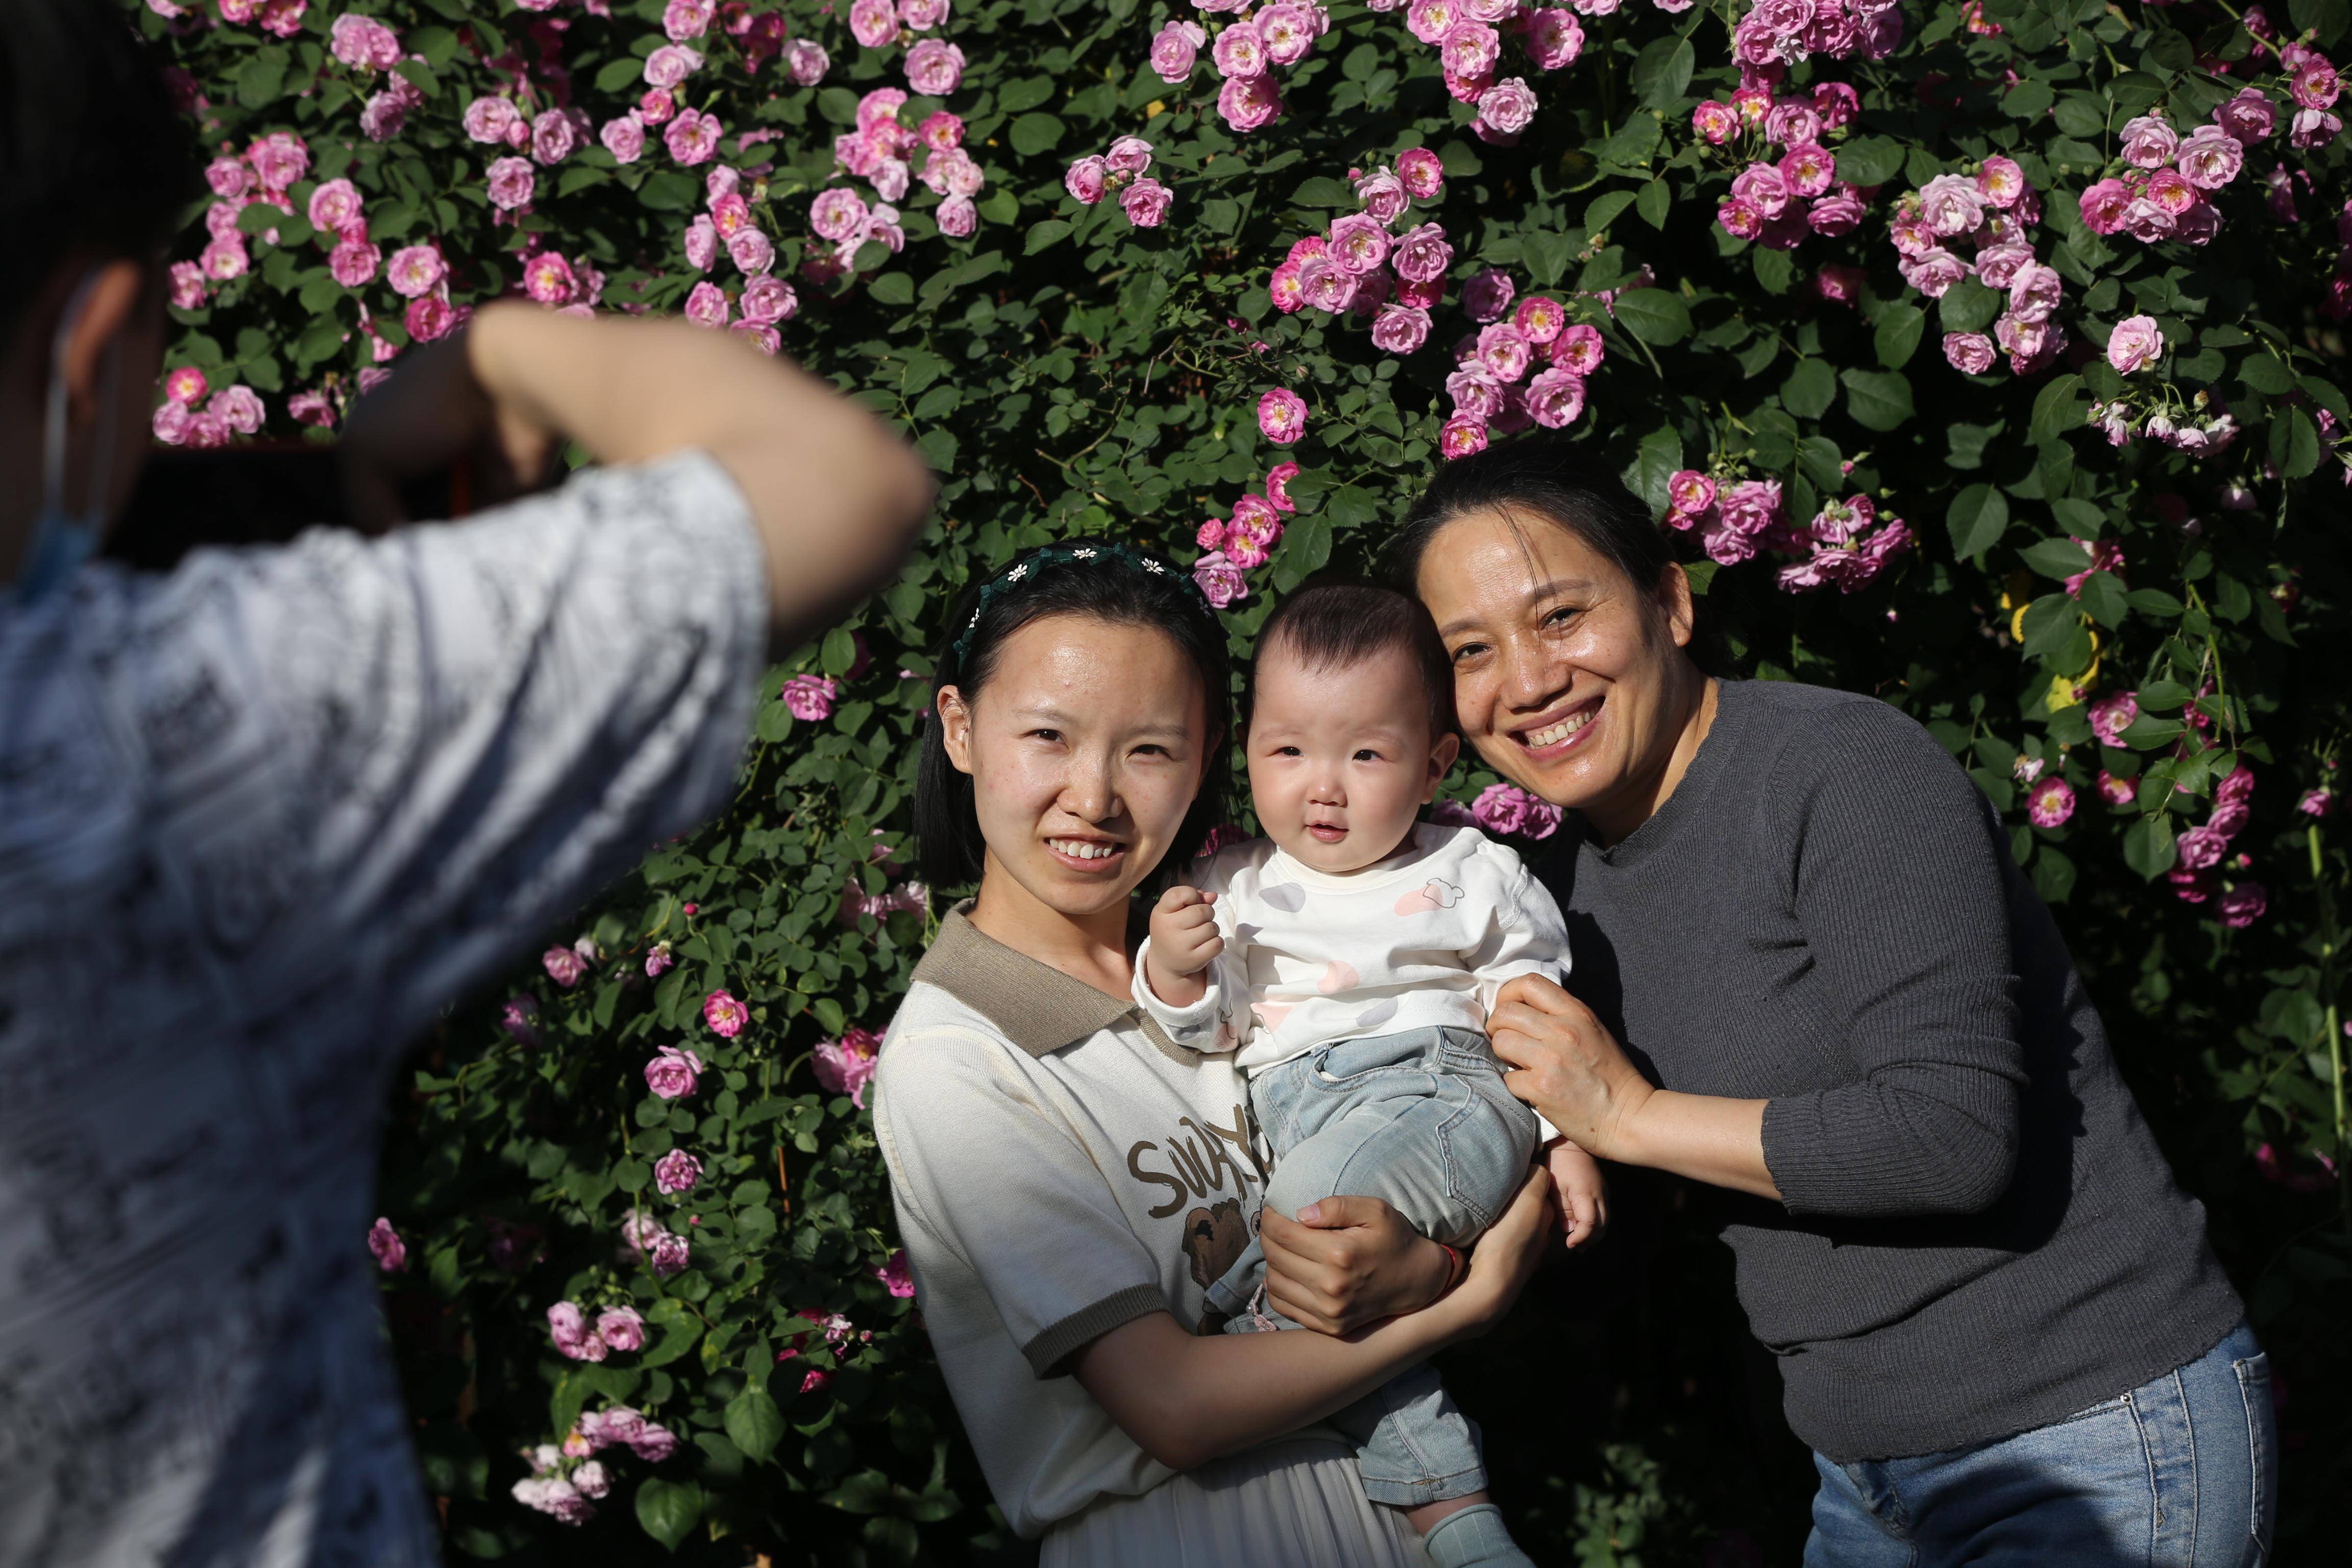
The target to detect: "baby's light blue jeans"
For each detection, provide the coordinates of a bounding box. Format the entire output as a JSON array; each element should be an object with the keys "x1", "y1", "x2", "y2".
[{"x1": 1209, "y1": 1025, "x2": 1540, "y2": 1508}]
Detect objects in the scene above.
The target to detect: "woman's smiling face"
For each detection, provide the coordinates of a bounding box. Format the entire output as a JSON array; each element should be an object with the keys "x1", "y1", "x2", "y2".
[
  {"x1": 939, "y1": 612, "x2": 1212, "y2": 922},
  {"x1": 1414, "y1": 506, "x2": 1698, "y2": 839}
]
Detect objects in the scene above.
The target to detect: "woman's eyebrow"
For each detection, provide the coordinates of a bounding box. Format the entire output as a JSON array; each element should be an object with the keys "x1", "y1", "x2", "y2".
[{"x1": 1436, "y1": 576, "x2": 1591, "y2": 638}]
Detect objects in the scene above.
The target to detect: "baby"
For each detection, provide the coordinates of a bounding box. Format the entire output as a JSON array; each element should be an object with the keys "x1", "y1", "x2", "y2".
[{"x1": 1134, "y1": 581, "x2": 1601, "y2": 1568}]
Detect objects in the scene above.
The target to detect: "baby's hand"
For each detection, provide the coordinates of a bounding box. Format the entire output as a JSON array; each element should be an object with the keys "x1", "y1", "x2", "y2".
[
  {"x1": 1546, "y1": 1139, "x2": 1609, "y2": 1250},
  {"x1": 1144, "y1": 887, "x2": 1222, "y2": 1005}
]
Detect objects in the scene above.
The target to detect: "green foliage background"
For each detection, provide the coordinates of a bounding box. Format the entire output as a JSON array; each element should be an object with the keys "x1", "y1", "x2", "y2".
[{"x1": 142, "y1": 0, "x2": 2350, "y2": 1559}]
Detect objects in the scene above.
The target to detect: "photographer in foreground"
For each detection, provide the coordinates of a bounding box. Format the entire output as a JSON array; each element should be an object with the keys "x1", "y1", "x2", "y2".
[{"x1": 0, "y1": 3, "x2": 933, "y2": 1563}]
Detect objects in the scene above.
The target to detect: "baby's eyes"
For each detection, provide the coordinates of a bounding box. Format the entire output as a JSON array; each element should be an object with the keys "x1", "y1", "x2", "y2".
[{"x1": 1353, "y1": 748, "x2": 1383, "y2": 763}]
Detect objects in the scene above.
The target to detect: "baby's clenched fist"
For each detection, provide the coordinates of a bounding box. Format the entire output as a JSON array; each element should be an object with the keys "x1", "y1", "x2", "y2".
[{"x1": 1144, "y1": 886, "x2": 1222, "y2": 1006}]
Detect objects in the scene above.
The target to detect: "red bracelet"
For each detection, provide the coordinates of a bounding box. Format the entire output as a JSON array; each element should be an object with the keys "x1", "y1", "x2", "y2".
[{"x1": 1437, "y1": 1242, "x2": 1466, "y2": 1295}]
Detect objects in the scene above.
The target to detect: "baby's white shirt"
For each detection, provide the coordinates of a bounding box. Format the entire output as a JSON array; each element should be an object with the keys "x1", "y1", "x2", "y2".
[{"x1": 1133, "y1": 822, "x2": 1572, "y2": 1080}]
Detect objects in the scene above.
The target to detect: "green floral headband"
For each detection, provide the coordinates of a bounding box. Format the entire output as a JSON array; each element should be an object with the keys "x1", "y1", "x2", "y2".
[{"x1": 948, "y1": 541, "x2": 1216, "y2": 668}]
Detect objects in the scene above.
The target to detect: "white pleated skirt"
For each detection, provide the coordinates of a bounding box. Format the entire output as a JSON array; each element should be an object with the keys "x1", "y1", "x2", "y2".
[{"x1": 1040, "y1": 1433, "x2": 1427, "y2": 1568}]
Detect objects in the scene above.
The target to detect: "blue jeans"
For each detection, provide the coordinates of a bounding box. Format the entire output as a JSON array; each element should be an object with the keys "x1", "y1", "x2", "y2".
[
  {"x1": 1210, "y1": 1025, "x2": 1540, "y2": 1508},
  {"x1": 1806, "y1": 1320, "x2": 2277, "y2": 1566}
]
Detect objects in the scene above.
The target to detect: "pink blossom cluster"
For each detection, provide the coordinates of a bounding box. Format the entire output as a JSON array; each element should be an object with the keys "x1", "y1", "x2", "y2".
[
  {"x1": 1065, "y1": 136, "x2": 1173, "y2": 228},
  {"x1": 839, "y1": 879, "x2": 928, "y2": 924},
  {"x1": 511, "y1": 1404, "x2": 679, "y2": 1522},
  {"x1": 2084, "y1": 389, "x2": 2239, "y2": 459},
  {"x1": 620, "y1": 1209, "x2": 693, "y2": 1276},
  {"x1": 804, "y1": 89, "x2": 955, "y2": 280},
  {"x1": 1701, "y1": 82, "x2": 1868, "y2": 250},
  {"x1": 850, "y1": 0, "x2": 953, "y2": 50},
  {"x1": 1194, "y1": 460, "x2": 1298, "y2": 580},
  {"x1": 1173, "y1": 0, "x2": 1336, "y2": 134},
  {"x1": 152, "y1": 367, "x2": 264, "y2": 448},
  {"x1": 1439, "y1": 287, "x2": 1604, "y2": 458},
  {"x1": 653, "y1": 1147, "x2": 703, "y2": 1193},
  {"x1": 366, "y1": 1217, "x2": 406, "y2": 1272},
  {"x1": 542, "y1": 932, "x2": 600, "y2": 988},
  {"x1": 814, "y1": 1026, "x2": 882, "y2": 1107},
  {"x1": 2077, "y1": 103, "x2": 2260, "y2": 248},
  {"x1": 873, "y1": 1247, "x2": 917, "y2": 1297},
  {"x1": 781, "y1": 673, "x2": 840, "y2": 720},
  {"x1": 182, "y1": 131, "x2": 319, "y2": 305},
  {"x1": 776, "y1": 1309, "x2": 864, "y2": 1394},
  {"x1": 2170, "y1": 764, "x2": 2264, "y2": 923},
  {"x1": 326, "y1": 14, "x2": 428, "y2": 141},
  {"x1": 681, "y1": 167, "x2": 798, "y2": 351},
  {"x1": 1885, "y1": 160, "x2": 2066, "y2": 375},
  {"x1": 1472, "y1": 782, "x2": 1562, "y2": 840},
  {"x1": 1391, "y1": 3, "x2": 1590, "y2": 145},
  {"x1": 1730, "y1": 0, "x2": 1904, "y2": 71},
  {"x1": 162, "y1": 0, "x2": 307, "y2": 38},
  {"x1": 1268, "y1": 151, "x2": 1447, "y2": 344},
  {"x1": 547, "y1": 1300, "x2": 647, "y2": 1363},
  {"x1": 1666, "y1": 472, "x2": 1912, "y2": 591},
  {"x1": 644, "y1": 1044, "x2": 704, "y2": 1099}
]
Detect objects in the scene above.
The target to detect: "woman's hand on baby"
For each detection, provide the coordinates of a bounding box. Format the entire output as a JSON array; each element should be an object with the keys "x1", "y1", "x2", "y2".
[
  {"x1": 1143, "y1": 887, "x2": 1221, "y2": 1006},
  {"x1": 1546, "y1": 1139, "x2": 1609, "y2": 1248},
  {"x1": 1260, "y1": 1196, "x2": 1453, "y2": 1337},
  {"x1": 1487, "y1": 974, "x2": 1656, "y2": 1165}
]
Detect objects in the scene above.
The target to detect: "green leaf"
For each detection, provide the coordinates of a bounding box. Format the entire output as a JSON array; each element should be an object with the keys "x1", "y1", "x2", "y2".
[
  {"x1": 1780, "y1": 358, "x2": 1836, "y2": 419},
  {"x1": 2019, "y1": 536, "x2": 2093, "y2": 580},
  {"x1": 596, "y1": 56, "x2": 645, "y2": 91},
  {"x1": 1024, "y1": 219, "x2": 1071, "y2": 254},
  {"x1": 638, "y1": 170, "x2": 700, "y2": 212},
  {"x1": 234, "y1": 51, "x2": 287, "y2": 110},
  {"x1": 1834, "y1": 137, "x2": 1904, "y2": 186},
  {"x1": 1584, "y1": 190, "x2": 1636, "y2": 235},
  {"x1": 1839, "y1": 369, "x2": 1914, "y2": 431},
  {"x1": 2003, "y1": 79, "x2": 2054, "y2": 119},
  {"x1": 2139, "y1": 678, "x2": 2192, "y2": 712},
  {"x1": 996, "y1": 74, "x2": 1056, "y2": 113},
  {"x1": 2028, "y1": 374, "x2": 2086, "y2": 445},
  {"x1": 1948, "y1": 483, "x2": 2010, "y2": 559},
  {"x1": 1626, "y1": 424, "x2": 1683, "y2": 516},
  {"x1": 1612, "y1": 289, "x2": 1690, "y2": 346},
  {"x1": 1521, "y1": 229, "x2": 1573, "y2": 288},
  {"x1": 2078, "y1": 571, "x2": 2129, "y2": 629},
  {"x1": 1939, "y1": 278, "x2": 2002, "y2": 335},
  {"x1": 1630, "y1": 37, "x2": 1696, "y2": 108},
  {"x1": 2122, "y1": 816, "x2": 2180, "y2": 879},
  {"x1": 724, "y1": 1386, "x2": 786, "y2": 1462},
  {"x1": 2239, "y1": 355, "x2": 2294, "y2": 395},
  {"x1": 1636, "y1": 179, "x2": 1672, "y2": 229},
  {"x1": 1008, "y1": 113, "x2": 1066, "y2": 157},
  {"x1": 1288, "y1": 177, "x2": 1355, "y2": 207},
  {"x1": 2281, "y1": 409, "x2": 2321, "y2": 478},
  {"x1": 635, "y1": 1478, "x2": 704, "y2": 1552},
  {"x1": 1873, "y1": 304, "x2": 1926, "y2": 369}
]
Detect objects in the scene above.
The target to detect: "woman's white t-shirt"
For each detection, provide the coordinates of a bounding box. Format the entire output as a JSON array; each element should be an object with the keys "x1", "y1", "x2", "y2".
[{"x1": 873, "y1": 905, "x2": 1269, "y2": 1539}]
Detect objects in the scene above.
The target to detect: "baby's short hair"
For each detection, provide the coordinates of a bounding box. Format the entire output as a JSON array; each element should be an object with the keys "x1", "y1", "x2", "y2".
[{"x1": 1248, "y1": 579, "x2": 1457, "y2": 740}]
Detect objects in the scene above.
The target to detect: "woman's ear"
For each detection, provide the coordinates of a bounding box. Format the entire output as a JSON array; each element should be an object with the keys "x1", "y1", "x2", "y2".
[
  {"x1": 1658, "y1": 562, "x2": 1697, "y2": 651},
  {"x1": 937, "y1": 685, "x2": 975, "y2": 775},
  {"x1": 1425, "y1": 731, "x2": 1461, "y2": 800}
]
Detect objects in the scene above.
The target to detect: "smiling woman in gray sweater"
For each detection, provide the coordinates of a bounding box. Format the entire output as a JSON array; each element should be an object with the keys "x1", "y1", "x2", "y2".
[{"x1": 1387, "y1": 436, "x2": 2275, "y2": 1568}]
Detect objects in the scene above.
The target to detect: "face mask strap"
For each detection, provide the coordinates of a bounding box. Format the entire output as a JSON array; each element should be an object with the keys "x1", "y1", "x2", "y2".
[{"x1": 42, "y1": 272, "x2": 116, "y2": 523}]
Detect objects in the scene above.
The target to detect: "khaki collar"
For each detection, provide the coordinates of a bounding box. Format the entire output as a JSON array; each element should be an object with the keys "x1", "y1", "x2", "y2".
[{"x1": 910, "y1": 901, "x2": 1196, "y2": 1064}]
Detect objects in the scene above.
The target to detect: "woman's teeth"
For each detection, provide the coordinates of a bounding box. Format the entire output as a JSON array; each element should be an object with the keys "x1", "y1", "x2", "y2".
[
  {"x1": 1525, "y1": 707, "x2": 1597, "y2": 749},
  {"x1": 1048, "y1": 838, "x2": 1119, "y2": 861}
]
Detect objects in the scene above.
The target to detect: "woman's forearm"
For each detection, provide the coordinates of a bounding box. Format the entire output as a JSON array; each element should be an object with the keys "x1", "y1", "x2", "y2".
[
  {"x1": 1072, "y1": 1305, "x2": 1471, "y2": 1474},
  {"x1": 1615, "y1": 1089, "x2": 1780, "y2": 1199}
]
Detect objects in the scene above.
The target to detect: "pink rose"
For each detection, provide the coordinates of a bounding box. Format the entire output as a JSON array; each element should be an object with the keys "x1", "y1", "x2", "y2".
[
  {"x1": 168, "y1": 261, "x2": 208, "y2": 310},
  {"x1": 1807, "y1": 189, "x2": 1867, "y2": 235},
  {"x1": 1354, "y1": 166, "x2": 1409, "y2": 227},
  {"x1": 936, "y1": 194, "x2": 978, "y2": 237},
  {"x1": 2006, "y1": 260, "x2": 2063, "y2": 324},
  {"x1": 1780, "y1": 143, "x2": 1836, "y2": 199},
  {"x1": 1214, "y1": 21, "x2": 1268, "y2": 79},
  {"x1": 531, "y1": 109, "x2": 581, "y2": 166},
  {"x1": 523, "y1": 252, "x2": 576, "y2": 305},
  {"x1": 1439, "y1": 414, "x2": 1488, "y2": 460},
  {"x1": 1064, "y1": 155, "x2": 1108, "y2": 205},
  {"x1": 1258, "y1": 387, "x2": 1308, "y2": 444},
  {"x1": 1527, "y1": 9, "x2": 1584, "y2": 70},
  {"x1": 781, "y1": 672, "x2": 839, "y2": 720},
  {"x1": 1916, "y1": 173, "x2": 1985, "y2": 236},
  {"x1": 1406, "y1": 0, "x2": 1455, "y2": 43},
  {"x1": 2105, "y1": 314, "x2": 2163, "y2": 375},
  {"x1": 2089, "y1": 692, "x2": 2139, "y2": 747},
  {"x1": 874, "y1": 1248, "x2": 917, "y2": 1298},
  {"x1": 740, "y1": 275, "x2": 798, "y2": 324},
  {"x1": 2213, "y1": 87, "x2": 2276, "y2": 146},
  {"x1": 247, "y1": 131, "x2": 308, "y2": 192},
  {"x1": 1150, "y1": 20, "x2": 1206, "y2": 82},
  {"x1": 1474, "y1": 77, "x2": 1538, "y2": 141},
  {"x1": 901, "y1": 0, "x2": 950, "y2": 29},
  {"x1": 204, "y1": 156, "x2": 251, "y2": 200},
  {"x1": 1898, "y1": 247, "x2": 1969, "y2": 298},
  {"x1": 1693, "y1": 100, "x2": 1738, "y2": 144},
  {"x1": 2297, "y1": 788, "x2": 2336, "y2": 819},
  {"x1": 211, "y1": 385, "x2": 263, "y2": 435},
  {"x1": 1944, "y1": 332, "x2": 1996, "y2": 374},
  {"x1": 2291, "y1": 59, "x2": 2341, "y2": 111},
  {"x1": 645, "y1": 942, "x2": 676, "y2": 979},
  {"x1": 543, "y1": 946, "x2": 586, "y2": 987},
  {"x1": 368, "y1": 1217, "x2": 406, "y2": 1272},
  {"x1": 2026, "y1": 777, "x2": 2075, "y2": 828},
  {"x1": 486, "y1": 157, "x2": 535, "y2": 212},
  {"x1": 287, "y1": 388, "x2": 334, "y2": 427},
  {"x1": 1665, "y1": 471, "x2": 1716, "y2": 516},
  {"x1": 306, "y1": 177, "x2": 362, "y2": 234},
  {"x1": 2176, "y1": 823, "x2": 2228, "y2": 871},
  {"x1": 1440, "y1": 19, "x2": 1500, "y2": 78},
  {"x1": 810, "y1": 188, "x2": 870, "y2": 243},
  {"x1": 919, "y1": 110, "x2": 966, "y2": 152},
  {"x1": 850, "y1": 0, "x2": 898, "y2": 47},
  {"x1": 664, "y1": 0, "x2": 712, "y2": 38},
  {"x1": 1217, "y1": 73, "x2": 1282, "y2": 133},
  {"x1": 165, "y1": 366, "x2": 208, "y2": 407},
  {"x1": 1463, "y1": 267, "x2": 1514, "y2": 322},
  {"x1": 1370, "y1": 304, "x2": 1431, "y2": 355},
  {"x1": 2290, "y1": 106, "x2": 2344, "y2": 152},
  {"x1": 1550, "y1": 323, "x2": 1604, "y2": 375},
  {"x1": 728, "y1": 228, "x2": 775, "y2": 274},
  {"x1": 666, "y1": 109, "x2": 724, "y2": 166},
  {"x1": 1328, "y1": 212, "x2": 1390, "y2": 274},
  {"x1": 1396, "y1": 146, "x2": 1444, "y2": 199},
  {"x1": 548, "y1": 1301, "x2": 603, "y2": 1361},
  {"x1": 1475, "y1": 322, "x2": 1533, "y2": 381},
  {"x1": 1193, "y1": 550, "x2": 1249, "y2": 607},
  {"x1": 905, "y1": 38, "x2": 964, "y2": 95},
  {"x1": 1473, "y1": 782, "x2": 1562, "y2": 839},
  {"x1": 654, "y1": 1149, "x2": 703, "y2": 1193},
  {"x1": 640, "y1": 89, "x2": 676, "y2": 125},
  {"x1": 2220, "y1": 883, "x2": 2267, "y2": 929},
  {"x1": 2076, "y1": 178, "x2": 2135, "y2": 235},
  {"x1": 1264, "y1": 461, "x2": 1300, "y2": 513},
  {"x1": 645, "y1": 1045, "x2": 706, "y2": 1100},
  {"x1": 786, "y1": 39, "x2": 830, "y2": 86},
  {"x1": 1718, "y1": 479, "x2": 1783, "y2": 536},
  {"x1": 703, "y1": 989, "x2": 749, "y2": 1037},
  {"x1": 1120, "y1": 177, "x2": 1173, "y2": 228},
  {"x1": 1196, "y1": 519, "x2": 1228, "y2": 552},
  {"x1": 1258, "y1": 2, "x2": 1317, "y2": 64},
  {"x1": 814, "y1": 1027, "x2": 883, "y2": 1108},
  {"x1": 600, "y1": 114, "x2": 647, "y2": 164},
  {"x1": 2119, "y1": 113, "x2": 2178, "y2": 169},
  {"x1": 1522, "y1": 367, "x2": 1586, "y2": 428},
  {"x1": 2175, "y1": 126, "x2": 2244, "y2": 190},
  {"x1": 597, "y1": 1307, "x2": 647, "y2": 1353}
]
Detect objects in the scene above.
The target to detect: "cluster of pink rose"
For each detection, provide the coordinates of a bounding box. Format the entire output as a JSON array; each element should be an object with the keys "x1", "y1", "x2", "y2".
[
  {"x1": 366, "y1": 1216, "x2": 406, "y2": 1272},
  {"x1": 1700, "y1": 82, "x2": 1868, "y2": 250},
  {"x1": 1463, "y1": 782, "x2": 1563, "y2": 839},
  {"x1": 621, "y1": 1207, "x2": 694, "y2": 1277},
  {"x1": 1267, "y1": 151, "x2": 1447, "y2": 335},
  {"x1": 512, "y1": 1404, "x2": 681, "y2": 1524},
  {"x1": 1394, "y1": 1, "x2": 1585, "y2": 145},
  {"x1": 776, "y1": 1308, "x2": 867, "y2": 1395},
  {"x1": 850, "y1": 0, "x2": 953, "y2": 51},
  {"x1": 2084, "y1": 316, "x2": 2240, "y2": 457},
  {"x1": 2077, "y1": 102, "x2": 2261, "y2": 248},
  {"x1": 146, "y1": 0, "x2": 307, "y2": 39},
  {"x1": 840, "y1": 879, "x2": 929, "y2": 925},
  {"x1": 1730, "y1": 0, "x2": 1904, "y2": 69},
  {"x1": 541, "y1": 931, "x2": 602, "y2": 988},
  {"x1": 814, "y1": 1026, "x2": 883, "y2": 1108},
  {"x1": 150, "y1": 365, "x2": 264, "y2": 447},
  {"x1": 1438, "y1": 283, "x2": 1605, "y2": 460},
  {"x1": 1881, "y1": 159, "x2": 2067, "y2": 376},
  {"x1": 321, "y1": 13, "x2": 430, "y2": 142},
  {"x1": 1145, "y1": 1, "x2": 1328, "y2": 134},
  {"x1": 1189, "y1": 459, "x2": 1300, "y2": 607},
  {"x1": 680, "y1": 166, "x2": 799, "y2": 352},
  {"x1": 805, "y1": 92, "x2": 966, "y2": 278},
  {"x1": 2171, "y1": 765, "x2": 2266, "y2": 924},
  {"x1": 1064, "y1": 137, "x2": 1174, "y2": 228},
  {"x1": 1664, "y1": 471, "x2": 1913, "y2": 591},
  {"x1": 547, "y1": 1299, "x2": 647, "y2": 1364}
]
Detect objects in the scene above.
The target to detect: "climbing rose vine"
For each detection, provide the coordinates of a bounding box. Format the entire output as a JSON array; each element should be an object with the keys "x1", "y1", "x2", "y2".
[{"x1": 140, "y1": 0, "x2": 2351, "y2": 1557}]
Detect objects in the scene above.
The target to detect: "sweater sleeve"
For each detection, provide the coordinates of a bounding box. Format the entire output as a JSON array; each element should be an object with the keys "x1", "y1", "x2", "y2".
[
  {"x1": 1758, "y1": 699, "x2": 2029, "y2": 1218},
  {"x1": 1130, "y1": 861, "x2": 1245, "y2": 1052}
]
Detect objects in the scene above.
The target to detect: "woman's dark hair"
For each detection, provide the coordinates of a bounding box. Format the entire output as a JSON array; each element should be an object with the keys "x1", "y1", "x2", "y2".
[
  {"x1": 915, "y1": 546, "x2": 1233, "y2": 891},
  {"x1": 1248, "y1": 579, "x2": 1455, "y2": 740},
  {"x1": 0, "y1": 0, "x2": 199, "y2": 356},
  {"x1": 1384, "y1": 433, "x2": 1733, "y2": 675}
]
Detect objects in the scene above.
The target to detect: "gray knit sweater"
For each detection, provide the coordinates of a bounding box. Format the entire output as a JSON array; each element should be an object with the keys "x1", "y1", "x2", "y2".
[{"x1": 1536, "y1": 678, "x2": 2242, "y2": 1462}]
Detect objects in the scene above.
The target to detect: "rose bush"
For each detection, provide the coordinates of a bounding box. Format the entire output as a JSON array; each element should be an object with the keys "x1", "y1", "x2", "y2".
[{"x1": 140, "y1": 0, "x2": 2348, "y2": 1557}]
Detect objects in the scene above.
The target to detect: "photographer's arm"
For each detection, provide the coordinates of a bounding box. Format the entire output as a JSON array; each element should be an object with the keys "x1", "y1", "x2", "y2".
[{"x1": 341, "y1": 304, "x2": 934, "y2": 653}]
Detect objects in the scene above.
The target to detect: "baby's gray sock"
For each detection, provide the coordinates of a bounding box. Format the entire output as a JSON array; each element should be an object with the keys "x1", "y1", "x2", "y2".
[{"x1": 1420, "y1": 1502, "x2": 1536, "y2": 1568}]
